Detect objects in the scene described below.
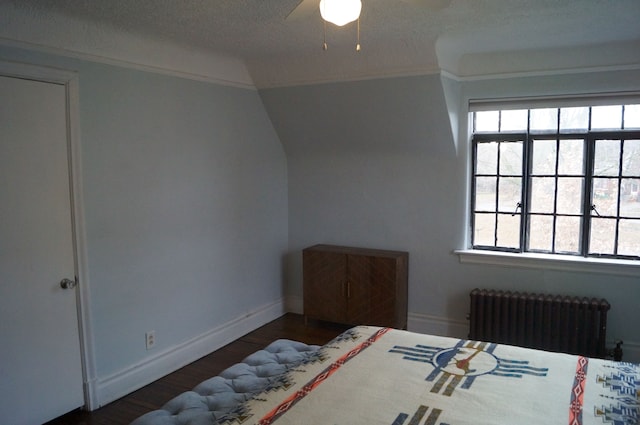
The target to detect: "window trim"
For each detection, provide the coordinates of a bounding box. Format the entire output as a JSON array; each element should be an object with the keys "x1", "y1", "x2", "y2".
[{"x1": 454, "y1": 249, "x2": 640, "y2": 277}]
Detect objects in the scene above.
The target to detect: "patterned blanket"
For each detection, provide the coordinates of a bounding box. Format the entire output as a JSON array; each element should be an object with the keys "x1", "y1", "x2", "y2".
[{"x1": 236, "y1": 326, "x2": 639, "y2": 425}]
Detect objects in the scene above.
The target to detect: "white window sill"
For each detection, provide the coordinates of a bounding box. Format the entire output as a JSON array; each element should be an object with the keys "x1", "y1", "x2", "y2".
[{"x1": 454, "y1": 249, "x2": 640, "y2": 278}]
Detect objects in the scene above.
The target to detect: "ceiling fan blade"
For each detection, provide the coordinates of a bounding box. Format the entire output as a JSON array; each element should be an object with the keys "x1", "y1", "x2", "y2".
[{"x1": 285, "y1": 0, "x2": 319, "y2": 21}]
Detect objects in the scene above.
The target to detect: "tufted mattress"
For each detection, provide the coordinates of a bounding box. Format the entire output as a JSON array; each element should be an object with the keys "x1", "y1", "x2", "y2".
[
  {"x1": 130, "y1": 339, "x2": 322, "y2": 425},
  {"x1": 131, "y1": 326, "x2": 640, "y2": 425}
]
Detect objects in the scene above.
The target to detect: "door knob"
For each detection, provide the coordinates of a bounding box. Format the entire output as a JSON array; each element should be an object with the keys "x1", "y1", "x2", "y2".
[{"x1": 60, "y1": 278, "x2": 77, "y2": 290}]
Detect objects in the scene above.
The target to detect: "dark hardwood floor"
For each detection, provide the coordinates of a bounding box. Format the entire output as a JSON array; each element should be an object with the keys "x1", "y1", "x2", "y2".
[{"x1": 46, "y1": 314, "x2": 350, "y2": 425}]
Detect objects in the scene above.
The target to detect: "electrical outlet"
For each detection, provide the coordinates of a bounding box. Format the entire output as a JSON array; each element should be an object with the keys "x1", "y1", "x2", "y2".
[{"x1": 145, "y1": 331, "x2": 156, "y2": 350}]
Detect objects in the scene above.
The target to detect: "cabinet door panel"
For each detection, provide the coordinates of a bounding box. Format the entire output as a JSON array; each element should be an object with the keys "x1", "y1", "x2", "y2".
[
  {"x1": 367, "y1": 257, "x2": 399, "y2": 327},
  {"x1": 345, "y1": 254, "x2": 372, "y2": 324},
  {"x1": 303, "y1": 249, "x2": 347, "y2": 322},
  {"x1": 347, "y1": 255, "x2": 399, "y2": 326}
]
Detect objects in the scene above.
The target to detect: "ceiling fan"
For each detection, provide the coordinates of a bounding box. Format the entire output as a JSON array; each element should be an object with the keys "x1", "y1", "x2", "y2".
[
  {"x1": 285, "y1": 0, "x2": 452, "y2": 22},
  {"x1": 285, "y1": 0, "x2": 451, "y2": 51}
]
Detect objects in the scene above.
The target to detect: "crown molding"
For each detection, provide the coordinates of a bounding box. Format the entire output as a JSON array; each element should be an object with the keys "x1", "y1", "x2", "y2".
[
  {"x1": 0, "y1": 37, "x2": 257, "y2": 90},
  {"x1": 453, "y1": 63, "x2": 640, "y2": 83}
]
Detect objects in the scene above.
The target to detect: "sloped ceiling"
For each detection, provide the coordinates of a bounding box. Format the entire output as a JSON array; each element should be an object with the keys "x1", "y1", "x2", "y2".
[{"x1": 1, "y1": 0, "x2": 639, "y2": 88}]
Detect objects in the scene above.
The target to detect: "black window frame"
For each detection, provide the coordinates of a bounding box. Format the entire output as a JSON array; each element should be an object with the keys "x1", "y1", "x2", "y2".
[
  {"x1": 471, "y1": 134, "x2": 526, "y2": 253},
  {"x1": 470, "y1": 107, "x2": 640, "y2": 261}
]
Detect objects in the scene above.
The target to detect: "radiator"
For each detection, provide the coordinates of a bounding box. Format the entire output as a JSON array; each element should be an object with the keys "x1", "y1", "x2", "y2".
[{"x1": 468, "y1": 288, "x2": 610, "y2": 358}]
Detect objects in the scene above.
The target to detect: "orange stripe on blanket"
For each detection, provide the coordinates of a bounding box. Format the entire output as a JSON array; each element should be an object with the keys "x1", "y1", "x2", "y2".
[
  {"x1": 568, "y1": 356, "x2": 589, "y2": 425},
  {"x1": 258, "y1": 327, "x2": 391, "y2": 425}
]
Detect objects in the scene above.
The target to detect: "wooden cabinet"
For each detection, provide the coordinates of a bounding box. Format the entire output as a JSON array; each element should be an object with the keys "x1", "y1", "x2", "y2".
[{"x1": 303, "y1": 244, "x2": 408, "y2": 329}]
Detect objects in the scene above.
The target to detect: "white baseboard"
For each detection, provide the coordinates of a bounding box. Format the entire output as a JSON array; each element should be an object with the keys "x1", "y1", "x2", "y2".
[{"x1": 94, "y1": 299, "x2": 286, "y2": 408}]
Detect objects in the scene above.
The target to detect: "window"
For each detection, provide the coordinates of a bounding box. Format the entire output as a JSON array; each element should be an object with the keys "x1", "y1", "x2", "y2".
[{"x1": 471, "y1": 102, "x2": 640, "y2": 260}]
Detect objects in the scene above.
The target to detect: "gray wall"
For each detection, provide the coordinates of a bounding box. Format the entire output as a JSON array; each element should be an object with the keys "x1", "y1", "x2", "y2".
[
  {"x1": 79, "y1": 62, "x2": 288, "y2": 377},
  {"x1": 261, "y1": 76, "x2": 460, "y2": 310},
  {"x1": 260, "y1": 71, "x2": 640, "y2": 362},
  {"x1": 0, "y1": 45, "x2": 288, "y2": 403}
]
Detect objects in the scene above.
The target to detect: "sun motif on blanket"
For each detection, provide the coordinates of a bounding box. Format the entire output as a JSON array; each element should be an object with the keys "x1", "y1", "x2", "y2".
[
  {"x1": 389, "y1": 339, "x2": 548, "y2": 396},
  {"x1": 433, "y1": 346, "x2": 498, "y2": 377}
]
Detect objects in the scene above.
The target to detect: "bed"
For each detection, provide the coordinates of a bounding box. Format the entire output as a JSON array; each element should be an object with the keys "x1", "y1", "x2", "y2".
[{"x1": 131, "y1": 325, "x2": 639, "y2": 425}]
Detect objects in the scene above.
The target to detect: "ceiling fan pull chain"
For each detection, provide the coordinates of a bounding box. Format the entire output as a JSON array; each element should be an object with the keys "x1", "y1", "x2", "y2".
[
  {"x1": 356, "y1": 17, "x2": 361, "y2": 52},
  {"x1": 323, "y1": 19, "x2": 328, "y2": 50}
]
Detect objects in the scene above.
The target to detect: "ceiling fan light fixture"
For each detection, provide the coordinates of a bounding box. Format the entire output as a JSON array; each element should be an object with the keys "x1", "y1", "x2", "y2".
[{"x1": 319, "y1": 0, "x2": 362, "y2": 26}]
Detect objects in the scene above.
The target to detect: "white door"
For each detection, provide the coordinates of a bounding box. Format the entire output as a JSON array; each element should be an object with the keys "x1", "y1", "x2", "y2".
[{"x1": 0, "y1": 74, "x2": 85, "y2": 424}]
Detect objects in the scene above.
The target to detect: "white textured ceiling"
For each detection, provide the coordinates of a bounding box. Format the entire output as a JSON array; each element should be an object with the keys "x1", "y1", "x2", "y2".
[{"x1": 2, "y1": 0, "x2": 640, "y2": 88}]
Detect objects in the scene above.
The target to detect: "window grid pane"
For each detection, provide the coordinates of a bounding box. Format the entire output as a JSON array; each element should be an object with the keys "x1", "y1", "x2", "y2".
[
  {"x1": 531, "y1": 139, "x2": 557, "y2": 174},
  {"x1": 558, "y1": 139, "x2": 584, "y2": 175},
  {"x1": 530, "y1": 177, "x2": 556, "y2": 214},
  {"x1": 476, "y1": 142, "x2": 498, "y2": 174},
  {"x1": 475, "y1": 111, "x2": 499, "y2": 132},
  {"x1": 528, "y1": 215, "x2": 553, "y2": 251},
  {"x1": 474, "y1": 213, "x2": 497, "y2": 247},
  {"x1": 621, "y1": 178, "x2": 640, "y2": 216},
  {"x1": 624, "y1": 105, "x2": 640, "y2": 129},
  {"x1": 555, "y1": 216, "x2": 581, "y2": 254},
  {"x1": 472, "y1": 139, "x2": 523, "y2": 251},
  {"x1": 622, "y1": 139, "x2": 640, "y2": 176},
  {"x1": 501, "y1": 110, "x2": 528, "y2": 132},
  {"x1": 593, "y1": 139, "x2": 621, "y2": 176},
  {"x1": 589, "y1": 218, "x2": 617, "y2": 255},
  {"x1": 557, "y1": 177, "x2": 584, "y2": 215},
  {"x1": 591, "y1": 178, "x2": 619, "y2": 217},
  {"x1": 560, "y1": 107, "x2": 589, "y2": 131},
  {"x1": 591, "y1": 105, "x2": 623, "y2": 130},
  {"x1": 497, "y1": 213, "x2": 520, "y2": 248},
  {"x1": 618, "y1": 219, "x2": 640, "y2": 256},
  {"x1": 530, "y1": 108, "x2": 558, "y2": 131},
  {"x1": 475, "y1": 176, "x2": 497, "y2": 212}
]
